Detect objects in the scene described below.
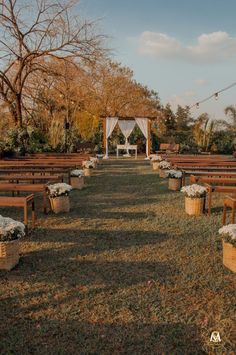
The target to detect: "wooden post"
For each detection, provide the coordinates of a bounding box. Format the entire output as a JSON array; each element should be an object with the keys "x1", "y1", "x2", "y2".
[
  {"x1": 147, "y1": 119, "x2": 151, "y2": 156},
  {"x1": 103, "y1": 118, "x2": 106, "y2": 154}
]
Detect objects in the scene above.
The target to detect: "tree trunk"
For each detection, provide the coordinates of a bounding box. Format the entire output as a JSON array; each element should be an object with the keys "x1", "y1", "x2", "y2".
[{"x1": 15, "y1": 94, "x2": 23, "y2": 128}]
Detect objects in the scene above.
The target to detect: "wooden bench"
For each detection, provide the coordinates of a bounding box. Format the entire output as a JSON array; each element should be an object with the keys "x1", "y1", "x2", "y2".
[
  {"x1": 190, "y1": 175, "x2": 236, "y2": 185},
  {"x1": 204, "y1": 184, "x2": 236, "y2": 216},
  {"x1": 222, "y1": 196, "x2": 236, "y2": 225},
  {"x1": 182, "y1": 169, "x2": 236, "y2": 185},
  {"x1": 0, "y1": 194, "x2": 35, "y2": 233},
  {"x1": 157, "y1": 143, "x2": 180, "y2": 154},
  {"x1": 0, "y1": 183, "x2": 48, "y2": 213},
  {"x1": 0, "y1": 174, "x2": 64, "y2": 184}
]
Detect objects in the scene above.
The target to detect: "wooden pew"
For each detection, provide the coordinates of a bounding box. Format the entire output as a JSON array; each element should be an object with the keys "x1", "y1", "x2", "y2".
[
  {"x1": 182, "y1": 169, "x2": 236, "y2": 185},
  {"x1": 0, "y1": 168, "x2": 70, "y2": 182},
  {"x1": 0, "y1": 183, "x2": 48, "y2": 213},
  {"x1": 190, "y1": 175, "x2": 236, "y2": 185},
  {"x1": 0, "y1": 194, "x2": 35, "y2": 233},
  {"x1": 204, "y1": 183, "x2": 236, "y2": 216},
  {"x1": 0, "y1": 174, "x2": 64, "y2": 184},
  {"x1": 156, "y1": 143, "x2": 180, "y2": 154},
  {"x1": 222, "y1": 196, "x2": 236, "y2": 224}
]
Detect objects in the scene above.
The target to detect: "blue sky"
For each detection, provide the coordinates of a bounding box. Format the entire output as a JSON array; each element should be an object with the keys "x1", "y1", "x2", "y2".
[{"x1": 80, "y1": 0, "x2": 236, "y2": 120}]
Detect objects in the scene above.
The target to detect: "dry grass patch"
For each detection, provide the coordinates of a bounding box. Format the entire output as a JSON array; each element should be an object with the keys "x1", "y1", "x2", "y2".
[{"x1": 0, "y1": 159, "x2": 235, "y2": 354}]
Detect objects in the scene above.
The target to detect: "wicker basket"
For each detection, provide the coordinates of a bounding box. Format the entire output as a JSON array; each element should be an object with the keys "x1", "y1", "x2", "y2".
[
  {"x1": 185, "y1": 197, "x2": 204, "y2": 216},
  {"x1": 159, "y1": 169, "x2": 167, "y2": 178},
  {"x1": 50, "y1": 195, "x2": 70, "y2": 214},
  {"x1": 152, "y1": 161, "x2": 160, "y2": 171},
  {"x1": 222, "y1": 241, "x2": 236, "y2": 273},
  {"x1": 70, "y1": 176, "x2": 84, "y2": 190},
  {"x1": 169, "y1": 178, "x2": 182, "y2": 191},
  {"x1": 0, "y1": 239, "x2": 20, "y2": 271},
  {"x1": 84, "y1": 168, "x2": 91, "y2": 177}
]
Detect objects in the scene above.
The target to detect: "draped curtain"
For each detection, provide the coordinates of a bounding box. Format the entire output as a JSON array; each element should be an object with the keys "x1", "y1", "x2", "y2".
[
  {"x1": 105, "y1": 117, "x2": 149, "y2": 158},
  {"x1": 105, "y1": 117, "x2": 118, "y2": 157},
  {"x1": 135, "y1": 117, "x2": 149, "y2": 156},
  {"x1": 118, "y1": 120, "x2": 136, "y2": 146}
]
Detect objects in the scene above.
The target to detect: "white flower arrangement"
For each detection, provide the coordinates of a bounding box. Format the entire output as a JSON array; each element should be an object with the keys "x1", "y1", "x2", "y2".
[
  {"x1": 96, "y1": 154, "x2": 104, "y2": 158},
  {"x1": 166, "y1": 169, "x2": 183, "y2": 179},
  {"x1": 47, "y1": 183, "x2": 72, "y2": 198},
  {"x1": 151, "y1": 155, "x2": 163, "y2": 162},
  {"x1": 159, "y1": 161, "x2": 171, "y2": 170},
  {"x1": 181, "y1": 184, "x2": 207, "y2": 198},
  {"x1": 90, "y1": 157, "x2": 98, "y2": 163},
  {"x1": 82, "y1": 160, "x2": 94, "y2": 169},
  {"x1": 70, "y1": 169, "x2": 84, "y2": 178},
  {"x1": 219, "y1": 224, "x2": 236, "y2": 247},
  {"x1": 0, "y1": 215, "x2": 25, "y2": 242}
]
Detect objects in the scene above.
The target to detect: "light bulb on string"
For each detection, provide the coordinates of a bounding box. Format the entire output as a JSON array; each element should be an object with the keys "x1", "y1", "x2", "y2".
[
  {"x1": 196, "y1": 102, "x2": 199, "y2": 109},
  {"x1": 214, "y1": 92, "x2": 219, "y2": 101}
]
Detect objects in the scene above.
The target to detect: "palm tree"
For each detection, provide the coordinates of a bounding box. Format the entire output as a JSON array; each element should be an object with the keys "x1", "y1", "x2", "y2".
[
  {"x1": 193, "y1": 113, "x2": 215, "y2": 152},
  {"x1": 224, "y1": 105, "x2": 236, "y2": 132}
]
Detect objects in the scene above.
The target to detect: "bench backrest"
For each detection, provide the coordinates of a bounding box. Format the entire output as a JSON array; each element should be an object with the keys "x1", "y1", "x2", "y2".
[{"x1": 159, "y1": 143, "x2": 180, "y2": 152}]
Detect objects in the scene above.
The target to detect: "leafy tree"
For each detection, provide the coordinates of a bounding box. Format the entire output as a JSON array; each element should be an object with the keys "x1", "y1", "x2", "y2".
[{"x1": 0, "y1": 0, "x2": 105, "y2": 127}]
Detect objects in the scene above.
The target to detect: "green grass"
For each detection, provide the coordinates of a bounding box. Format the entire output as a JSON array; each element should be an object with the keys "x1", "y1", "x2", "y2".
[{"x1": 0, "y1": 159, "x2": 235, "y2": 354}]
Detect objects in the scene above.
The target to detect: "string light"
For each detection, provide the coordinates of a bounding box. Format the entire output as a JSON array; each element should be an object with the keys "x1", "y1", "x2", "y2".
[{"x1": 189, "y1": 81, "x2": 236, "y2": 109}]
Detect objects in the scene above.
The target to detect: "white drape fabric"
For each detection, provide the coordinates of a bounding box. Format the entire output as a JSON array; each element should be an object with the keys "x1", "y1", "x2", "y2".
[
  {"x1": 118, "y1": 120, "x2": 136, "y2": 146},
  {"x1": 105, "y1": 117, "x2": 118, "y2": 158},
  {"x1": 135, "y1": 117, "x2": 149, "y2": 156},
  {"x1": 105, "y1": 117, "x2": 149, "y2": 158}
]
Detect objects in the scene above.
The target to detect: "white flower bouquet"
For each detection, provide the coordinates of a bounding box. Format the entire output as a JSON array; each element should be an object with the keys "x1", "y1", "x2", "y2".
[
  {"x1": 166, "y1": 169, "x2": 183, "y2": 179},
  {"x1": 82, "y1": 160, "x2": 94, "y2": 169},
  {"x1": 70, "y1": 169, "x2": 84, "y2": 178},
  {"x1": 0, "y1": 215, "x2": 25, "y2": 242},
  {"x1": 219, "y1": 224, "x2": 236, "y2": 247},
  {"x1": 47, "y1": 183, "x2": 72, "y2": 198},
  {"x1": 181, "y1": 184, "x2": 207, "y2": 198},
  {"x1": 151, "y1": 155, "x2": 163, "y2": 162},
  {"x1": 159, "y1": 161, "x2": 171, "y2": 170}
]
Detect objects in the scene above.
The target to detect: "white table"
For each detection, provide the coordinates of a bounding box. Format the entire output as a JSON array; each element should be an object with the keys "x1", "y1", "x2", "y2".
[{"x1": 116, "y1": 144, "x2": 137, "y2": 159}]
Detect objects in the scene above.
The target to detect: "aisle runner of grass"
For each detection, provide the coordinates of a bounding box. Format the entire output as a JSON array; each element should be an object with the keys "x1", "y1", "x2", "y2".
[{"x1": 0, "y1": 159, "x2": 235, "y2": 354}]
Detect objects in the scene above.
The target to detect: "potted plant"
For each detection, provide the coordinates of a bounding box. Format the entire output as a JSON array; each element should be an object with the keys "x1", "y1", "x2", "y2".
[
  {"x1": 219, "y1": 224, "x2": 236, "y2": 273},
  {"x1": 70, "y1": 169, "x2": 84, "y2": 190},
  {"x1": 158, "y1": 160, "x2": 171, "y2": 177},
  {"x1": 0, "y1": 215, "x2": 25, "y2": 270},
  {"x1": 82, "y1": 160, "x2": 94, "y2": 176},
  {"x1": 166, "y1": 170, "x2": 183, "y2": 190},
  {"x1": 47, "y1": 183, "x2": 72, "y2": 214},
  {"x1": 181, "y1": 184, "x2": 207, "y2": 216},
  {"x1": 151, "y1": 155, "x2": 163, "y2": 170},
  {"x1": 90, "y1": 157, "x2": 98, "y2": 168}
]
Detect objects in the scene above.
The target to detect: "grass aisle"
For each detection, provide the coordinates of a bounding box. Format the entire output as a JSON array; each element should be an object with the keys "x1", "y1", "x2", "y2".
[{"x1": 0, "y1": 159, "x2": 235, "y2": 354}]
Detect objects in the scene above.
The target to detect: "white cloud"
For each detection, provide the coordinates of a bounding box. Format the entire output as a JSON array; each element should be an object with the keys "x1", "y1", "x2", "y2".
[
  {"x1": 195, "y1": 79, "x2": 208, "y2": 86},
  {"x1": 139, "y1": 31, "x2": 236, "y2": 63},
  {"x1": 183, "y1": 90, "x2": 196, "y2": 97}
]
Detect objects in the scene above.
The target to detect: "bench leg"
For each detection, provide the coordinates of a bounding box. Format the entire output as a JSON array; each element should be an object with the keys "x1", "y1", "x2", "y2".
[
  {"x1": 43, "y1": 191, "x2": 47, "y2": 214},
  {"x1": 232, "y1": 204, "x2": 235, "y2": 224},
  {"x1": 208, "y1": 189, "x2": 212, "y2": 216},
  {"x1": 32, "y1": 200, "x2": 36, "y2": 228},
  {"x1": 24, "y1": 202, "x2": 28, "y2": 234},
  {"x1": 222, "y1": 204, "x2": 227, "y2": 225}
]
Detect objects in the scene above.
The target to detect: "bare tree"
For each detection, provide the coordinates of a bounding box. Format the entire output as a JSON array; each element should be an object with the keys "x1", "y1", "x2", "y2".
[{"x1": 0, "y1": 0, "x2": 105, "y2": 126}]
